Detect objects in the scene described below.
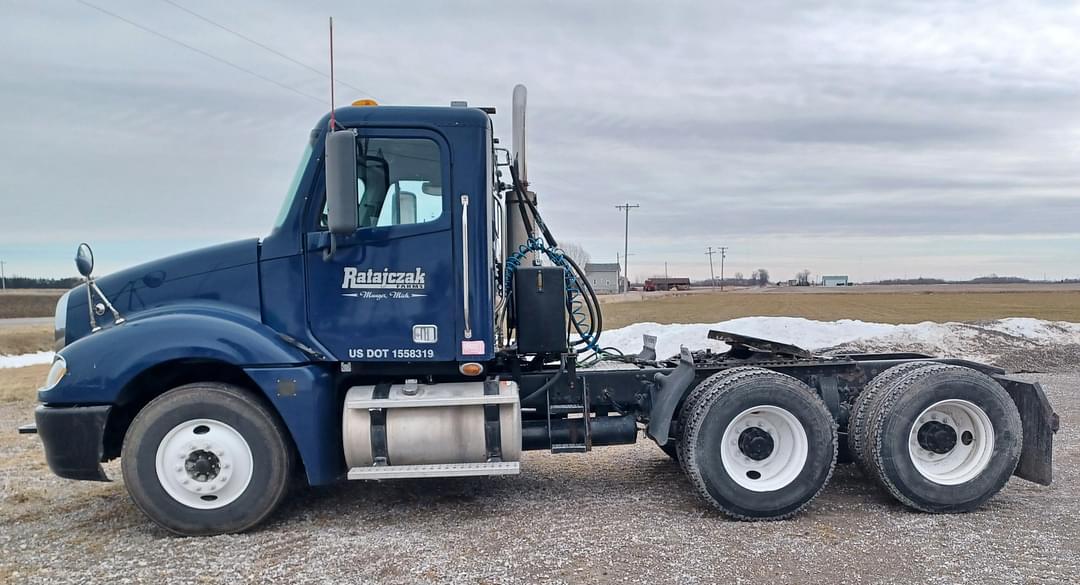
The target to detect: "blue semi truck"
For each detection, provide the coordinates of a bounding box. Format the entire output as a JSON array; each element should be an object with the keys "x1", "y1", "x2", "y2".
[{"x1": 23, "y1": 86, "x2": 1058, "y2": 535}]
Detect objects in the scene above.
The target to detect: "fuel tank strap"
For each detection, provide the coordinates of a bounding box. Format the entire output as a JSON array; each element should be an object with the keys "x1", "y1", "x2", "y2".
[
  {"x1": 483, "y1": 380, "x2": 503, "y2": 461},
  {"x1": 369, "y1": 382, "x2": 392, "y2": 465}
]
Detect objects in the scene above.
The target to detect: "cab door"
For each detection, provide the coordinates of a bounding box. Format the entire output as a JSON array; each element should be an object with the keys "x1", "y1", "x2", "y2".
[{"x1": 303, "y1": 129, "x2": 457, "y2": 362}]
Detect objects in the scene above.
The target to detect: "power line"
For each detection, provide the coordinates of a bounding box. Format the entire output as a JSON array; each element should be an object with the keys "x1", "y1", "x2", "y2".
[
  {"x1": 718, "y1": 246, "x2": 728, "y2": 291},
  {"x1": 158, "y1": 0, "x2": 377, "y2": 100},
  {"x1": 705, "y1": 247, "x2": 717, "y2": 289},
  {"x1": 75, "y1": 0, "x2": 325, "y2": 105},
  {"x1": 615, "y1": 203, "x2": 639, "y2": 292}
]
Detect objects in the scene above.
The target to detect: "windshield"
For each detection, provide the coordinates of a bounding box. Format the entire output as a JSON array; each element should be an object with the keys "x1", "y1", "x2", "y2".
[{"x1": 272, "y1": 134, "x2": 316, "y2": 230}]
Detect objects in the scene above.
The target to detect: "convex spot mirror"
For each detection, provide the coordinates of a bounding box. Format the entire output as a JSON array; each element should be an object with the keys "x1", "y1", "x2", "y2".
[{"x1": 75, "y1": 243, "x2": 94, "y2": 277}]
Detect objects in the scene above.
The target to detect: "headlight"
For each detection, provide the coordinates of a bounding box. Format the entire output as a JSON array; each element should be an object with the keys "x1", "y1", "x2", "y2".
[
  {"x1": 54, "y1": 289, "x2": 70, "y2": 351},
  {"x1": 41, "y1": 356, "x2": 67, "y2": 392}
]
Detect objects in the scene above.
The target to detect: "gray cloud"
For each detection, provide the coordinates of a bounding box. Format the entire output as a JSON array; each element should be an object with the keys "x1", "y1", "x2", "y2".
[{"x1": 1, "y1": 0, "x2": 1079, "y2": 281}]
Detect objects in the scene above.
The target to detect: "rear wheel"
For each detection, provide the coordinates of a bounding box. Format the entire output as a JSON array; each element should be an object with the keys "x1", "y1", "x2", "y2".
[
  {"x1": 679, "y1": 368, "x2": 837, "y2": 520},
  {"x1": 848, "y1": 361, "x2": 935, "y2": 470},
  {"x1": 675, "y1": 367, "x2": 759, "y2": 473},
  {"x1": 866, "y1": 365, "x2": 1022, "y2": 513},
  {"x1": 121, "y1": 382, "x2": 292, "y2": 536}
]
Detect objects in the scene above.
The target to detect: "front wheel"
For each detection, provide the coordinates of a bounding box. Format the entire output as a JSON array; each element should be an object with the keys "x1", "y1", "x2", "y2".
[
  {"x1": 679, "y1": 368, "x2": 837, "y2": 520},
  {"x1": 121, "y1": 383, "x2": 293, "y2": 536}
]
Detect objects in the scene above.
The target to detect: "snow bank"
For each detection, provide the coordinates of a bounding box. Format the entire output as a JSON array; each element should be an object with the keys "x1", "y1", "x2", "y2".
[
  {"x1": 0, "y1": 351, "x2": 54, "y2": 369},
  {"x1": 600, "y1": 316, "x2": 1080, "y2": 366},
  {"x1": 2, "y1": 317, "x2": 1078, "y2": 371}
]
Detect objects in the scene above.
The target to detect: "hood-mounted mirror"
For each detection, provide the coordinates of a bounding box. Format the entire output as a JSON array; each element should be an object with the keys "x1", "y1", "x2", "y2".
[
  {"x1": 75, "y1": 242, "x2": 124, "y2": 332},
  {"x1": 75, "y1": 243, "x2": 94, "y2": 277}
]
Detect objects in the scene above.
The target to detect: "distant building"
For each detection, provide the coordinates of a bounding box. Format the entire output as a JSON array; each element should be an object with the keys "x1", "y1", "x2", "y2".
[
  {"x1": 585, "y1": 263, "x2": 621, "y2": 294},
  {"x1": 644, "y1": 277, "x2": 692, "y2": 291},
  {"x1": 822, "y1": 275, "x2": 850, "y2": 287}
]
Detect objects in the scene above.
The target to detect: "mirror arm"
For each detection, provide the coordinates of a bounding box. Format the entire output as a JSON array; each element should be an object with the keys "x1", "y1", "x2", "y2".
[
  {"x1": 85, "y1": 280, "x2": 98, "y2": 332},
  {"x1": 89, "y1": 279, "x2": 125, "y2": 325},
  {"x1": 322, "y1": 233, "x2": 338, "y2": 261}
]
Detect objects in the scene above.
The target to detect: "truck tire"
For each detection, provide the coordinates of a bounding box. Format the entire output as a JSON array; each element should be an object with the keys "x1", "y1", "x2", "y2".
[
  {"x1": 121, "y1": 382, "x2": 293, "y2": 536},
  {"x1": 679, "y1": 368, "x2": 837, "y2": 520},
  {"x1": 866, "y1": 365, "x2": 1022, "y2": 513},
  {"x1": 675, "y1": 367, "x2": 760, "y2": 473},
  {"x1": 848, "y1": 361, "x2": 935, "y2": 470}
]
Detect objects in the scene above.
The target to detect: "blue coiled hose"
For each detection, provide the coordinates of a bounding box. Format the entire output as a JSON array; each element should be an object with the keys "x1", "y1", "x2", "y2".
[{"x1": 504, "y1": 237, "x2": 601, "y2": 352}]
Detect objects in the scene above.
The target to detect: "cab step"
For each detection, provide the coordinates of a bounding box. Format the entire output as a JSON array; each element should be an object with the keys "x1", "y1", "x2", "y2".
[
  {"x1": 550, "y1": 443, "x2": 588, "y2": 454},
  {"x1": 548, "y1": 403, "x2": 586, "y2": 415},
  {"x1": 347, "y1": 461, "x2": 520, "y2": 480}
]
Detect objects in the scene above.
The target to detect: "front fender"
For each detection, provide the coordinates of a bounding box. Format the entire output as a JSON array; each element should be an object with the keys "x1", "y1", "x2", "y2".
[{"x1": 41, "y1": 305, "x2": 309, "y2": 405}]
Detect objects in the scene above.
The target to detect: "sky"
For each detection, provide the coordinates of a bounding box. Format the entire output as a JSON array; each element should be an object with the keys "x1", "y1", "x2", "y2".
[{"x1": 2, "y1": 0, "x2": 1079, "y2": 282}]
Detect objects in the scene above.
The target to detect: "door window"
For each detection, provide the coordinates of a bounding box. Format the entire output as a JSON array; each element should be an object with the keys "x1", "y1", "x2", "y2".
[{"x1": 321, "y1": 137, "x2": 444, "y2": 229}]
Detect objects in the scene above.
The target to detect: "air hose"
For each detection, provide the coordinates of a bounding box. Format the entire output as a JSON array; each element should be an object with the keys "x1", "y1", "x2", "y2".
[{"x1": 504, "y1": 164, "x2": 608, "y2": 357}]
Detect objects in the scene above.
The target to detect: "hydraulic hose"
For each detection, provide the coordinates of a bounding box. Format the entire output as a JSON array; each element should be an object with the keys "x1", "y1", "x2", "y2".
[{"x1": 504, "y1": 162, "x2": 605, "y2": 354}]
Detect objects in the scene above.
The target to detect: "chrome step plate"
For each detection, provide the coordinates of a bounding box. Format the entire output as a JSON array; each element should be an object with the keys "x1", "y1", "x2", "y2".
[{"x1": 347, "y1": 461, "x2": 520, "y2": 480}]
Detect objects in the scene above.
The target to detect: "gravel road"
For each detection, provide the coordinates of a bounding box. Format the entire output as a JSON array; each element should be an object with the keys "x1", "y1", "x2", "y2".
[{"x1": 1, "y1": 372, "x2": 1077, "y2": 584}]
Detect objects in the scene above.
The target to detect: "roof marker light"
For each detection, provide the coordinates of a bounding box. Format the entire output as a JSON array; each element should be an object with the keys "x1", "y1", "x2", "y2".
[{"x1": 352, "y1": 99, "x2": 378, "y2": 107}]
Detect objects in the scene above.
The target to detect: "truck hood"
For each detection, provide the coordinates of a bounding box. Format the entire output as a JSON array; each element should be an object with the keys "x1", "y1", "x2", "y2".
[{"x1": 64, "y1": 239, "x2": 262, "y2": 344}]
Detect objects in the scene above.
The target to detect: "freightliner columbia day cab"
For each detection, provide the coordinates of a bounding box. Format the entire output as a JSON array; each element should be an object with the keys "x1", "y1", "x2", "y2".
[{"x1": 23, "y1": 86, "x2": 1059, "y2": 535}]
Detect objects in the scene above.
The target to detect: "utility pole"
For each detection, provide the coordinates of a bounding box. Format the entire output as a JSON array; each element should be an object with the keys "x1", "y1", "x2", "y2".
[
  {"x1": 0, "y1": 260, "x2": 6, "y2": 291},
  {"x1": 615, "y1": 203, "x2": 639, "y2": 292},
  {"x1": 664, "y1": 262, "x2": 668, "y2": 278},
  {"x1": 705, "y1": 247, "x2": 717, "y2": 289},
  {"x1": 719, "y1": 246, "x2": 727, "y2": 292}
]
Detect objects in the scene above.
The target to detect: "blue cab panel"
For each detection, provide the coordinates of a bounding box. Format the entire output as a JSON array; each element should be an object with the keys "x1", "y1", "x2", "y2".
[
  {"x1": 48, "y1": 104, "x2": 498, "y2": 485},
  {"x1": 270, "y1": 105, "x2": 497, "y2": 363}
]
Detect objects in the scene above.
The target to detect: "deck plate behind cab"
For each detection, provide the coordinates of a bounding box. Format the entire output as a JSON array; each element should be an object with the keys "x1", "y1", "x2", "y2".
[{"x1": 707, "y1": 330, "x2": 814, "y2": 359}]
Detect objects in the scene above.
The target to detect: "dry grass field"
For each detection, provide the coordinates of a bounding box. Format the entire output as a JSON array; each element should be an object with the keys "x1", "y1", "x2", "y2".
[
  {"x1": 601, "y1": 290, "x2": 1080, "y2": 329},
  {"x1": 0, "y1": 364, "x2": 47, "y2": 402},
  {"x1": 0, "y1": 291, "x2": 63, "y2": 319},
  {"x1": 0, "y1": 325, "x2": 53, "y2": 355}
]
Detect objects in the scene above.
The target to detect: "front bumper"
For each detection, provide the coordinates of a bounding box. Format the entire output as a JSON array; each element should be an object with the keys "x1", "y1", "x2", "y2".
[{"x1": 35, "y1": 404, "x2": 112, "y2": 481}]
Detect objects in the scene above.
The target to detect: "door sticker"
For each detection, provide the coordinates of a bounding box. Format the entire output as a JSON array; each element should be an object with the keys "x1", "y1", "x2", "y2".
[{"x1": 341, "y1": 267, "x2": 428, "y2": 299}]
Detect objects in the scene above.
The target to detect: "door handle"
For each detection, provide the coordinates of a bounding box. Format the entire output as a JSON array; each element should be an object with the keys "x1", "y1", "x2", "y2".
[{"x1": 461, "y1": 194, "x2": 472, "y2": 339}]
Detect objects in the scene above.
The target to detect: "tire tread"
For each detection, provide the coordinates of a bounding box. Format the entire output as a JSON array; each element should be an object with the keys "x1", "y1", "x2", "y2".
[
  {"x1": 867, "y1": 365, "x2": 1021, "y2": 512},
  {"x1": 679, "y1": 367, "x2": 837, "y2": 521}
]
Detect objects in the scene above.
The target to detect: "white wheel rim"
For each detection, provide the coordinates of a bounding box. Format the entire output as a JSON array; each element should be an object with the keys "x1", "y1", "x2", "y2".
[
  {"x1": 907, "y1": 399, "x2": 994, "y2": 485},
  {"x1": 720, "y1": 405, "x2": 809, "y2": 492},
  {"x1": 154, "y1": 419, "x2": 254, "y2": 509}
]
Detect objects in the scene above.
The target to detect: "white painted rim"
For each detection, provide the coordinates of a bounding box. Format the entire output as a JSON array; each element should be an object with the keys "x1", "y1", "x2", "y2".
[
  {"x1": 721, "y1": 405, "x2": 809, "y2": 492},
  {"x1": 154, "y1": 419, "x2": 254, "y2": 509},
  {"x1": 907, "y1": 399, "x2": 995, "y2": 485}
]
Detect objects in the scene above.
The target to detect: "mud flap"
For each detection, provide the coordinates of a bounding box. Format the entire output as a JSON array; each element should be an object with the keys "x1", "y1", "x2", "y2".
[
  {"x1": 995, "y1": 375, "x2": 1059, "y2": 486},
  {"x1": 646, "y1": 347, "x2": 695, "y2": 446}
]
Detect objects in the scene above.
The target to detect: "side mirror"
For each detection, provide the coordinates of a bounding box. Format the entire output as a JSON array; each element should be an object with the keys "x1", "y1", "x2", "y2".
[
  {"x1": 324, "y1": 130, "x2": 359, "y2": 235},
  {"x1": 75, "y1": 243, "x2": 94, "y2": 277}
]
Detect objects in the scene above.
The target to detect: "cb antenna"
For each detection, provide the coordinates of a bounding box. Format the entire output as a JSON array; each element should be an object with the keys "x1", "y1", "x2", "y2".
[{"x1": 328, "y1": 16, "x2": 336, "y2": 130}]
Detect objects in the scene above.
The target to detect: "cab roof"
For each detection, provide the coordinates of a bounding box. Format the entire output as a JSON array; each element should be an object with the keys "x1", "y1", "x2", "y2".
[{"x1": 313, "y1": 105, "x2": 490, "y2": 131}]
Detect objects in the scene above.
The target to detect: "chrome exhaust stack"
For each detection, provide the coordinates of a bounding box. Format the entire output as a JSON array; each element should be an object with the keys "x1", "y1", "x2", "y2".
[{"x1": 506, "y1": 84, "x2": 538, "y2": 259}]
